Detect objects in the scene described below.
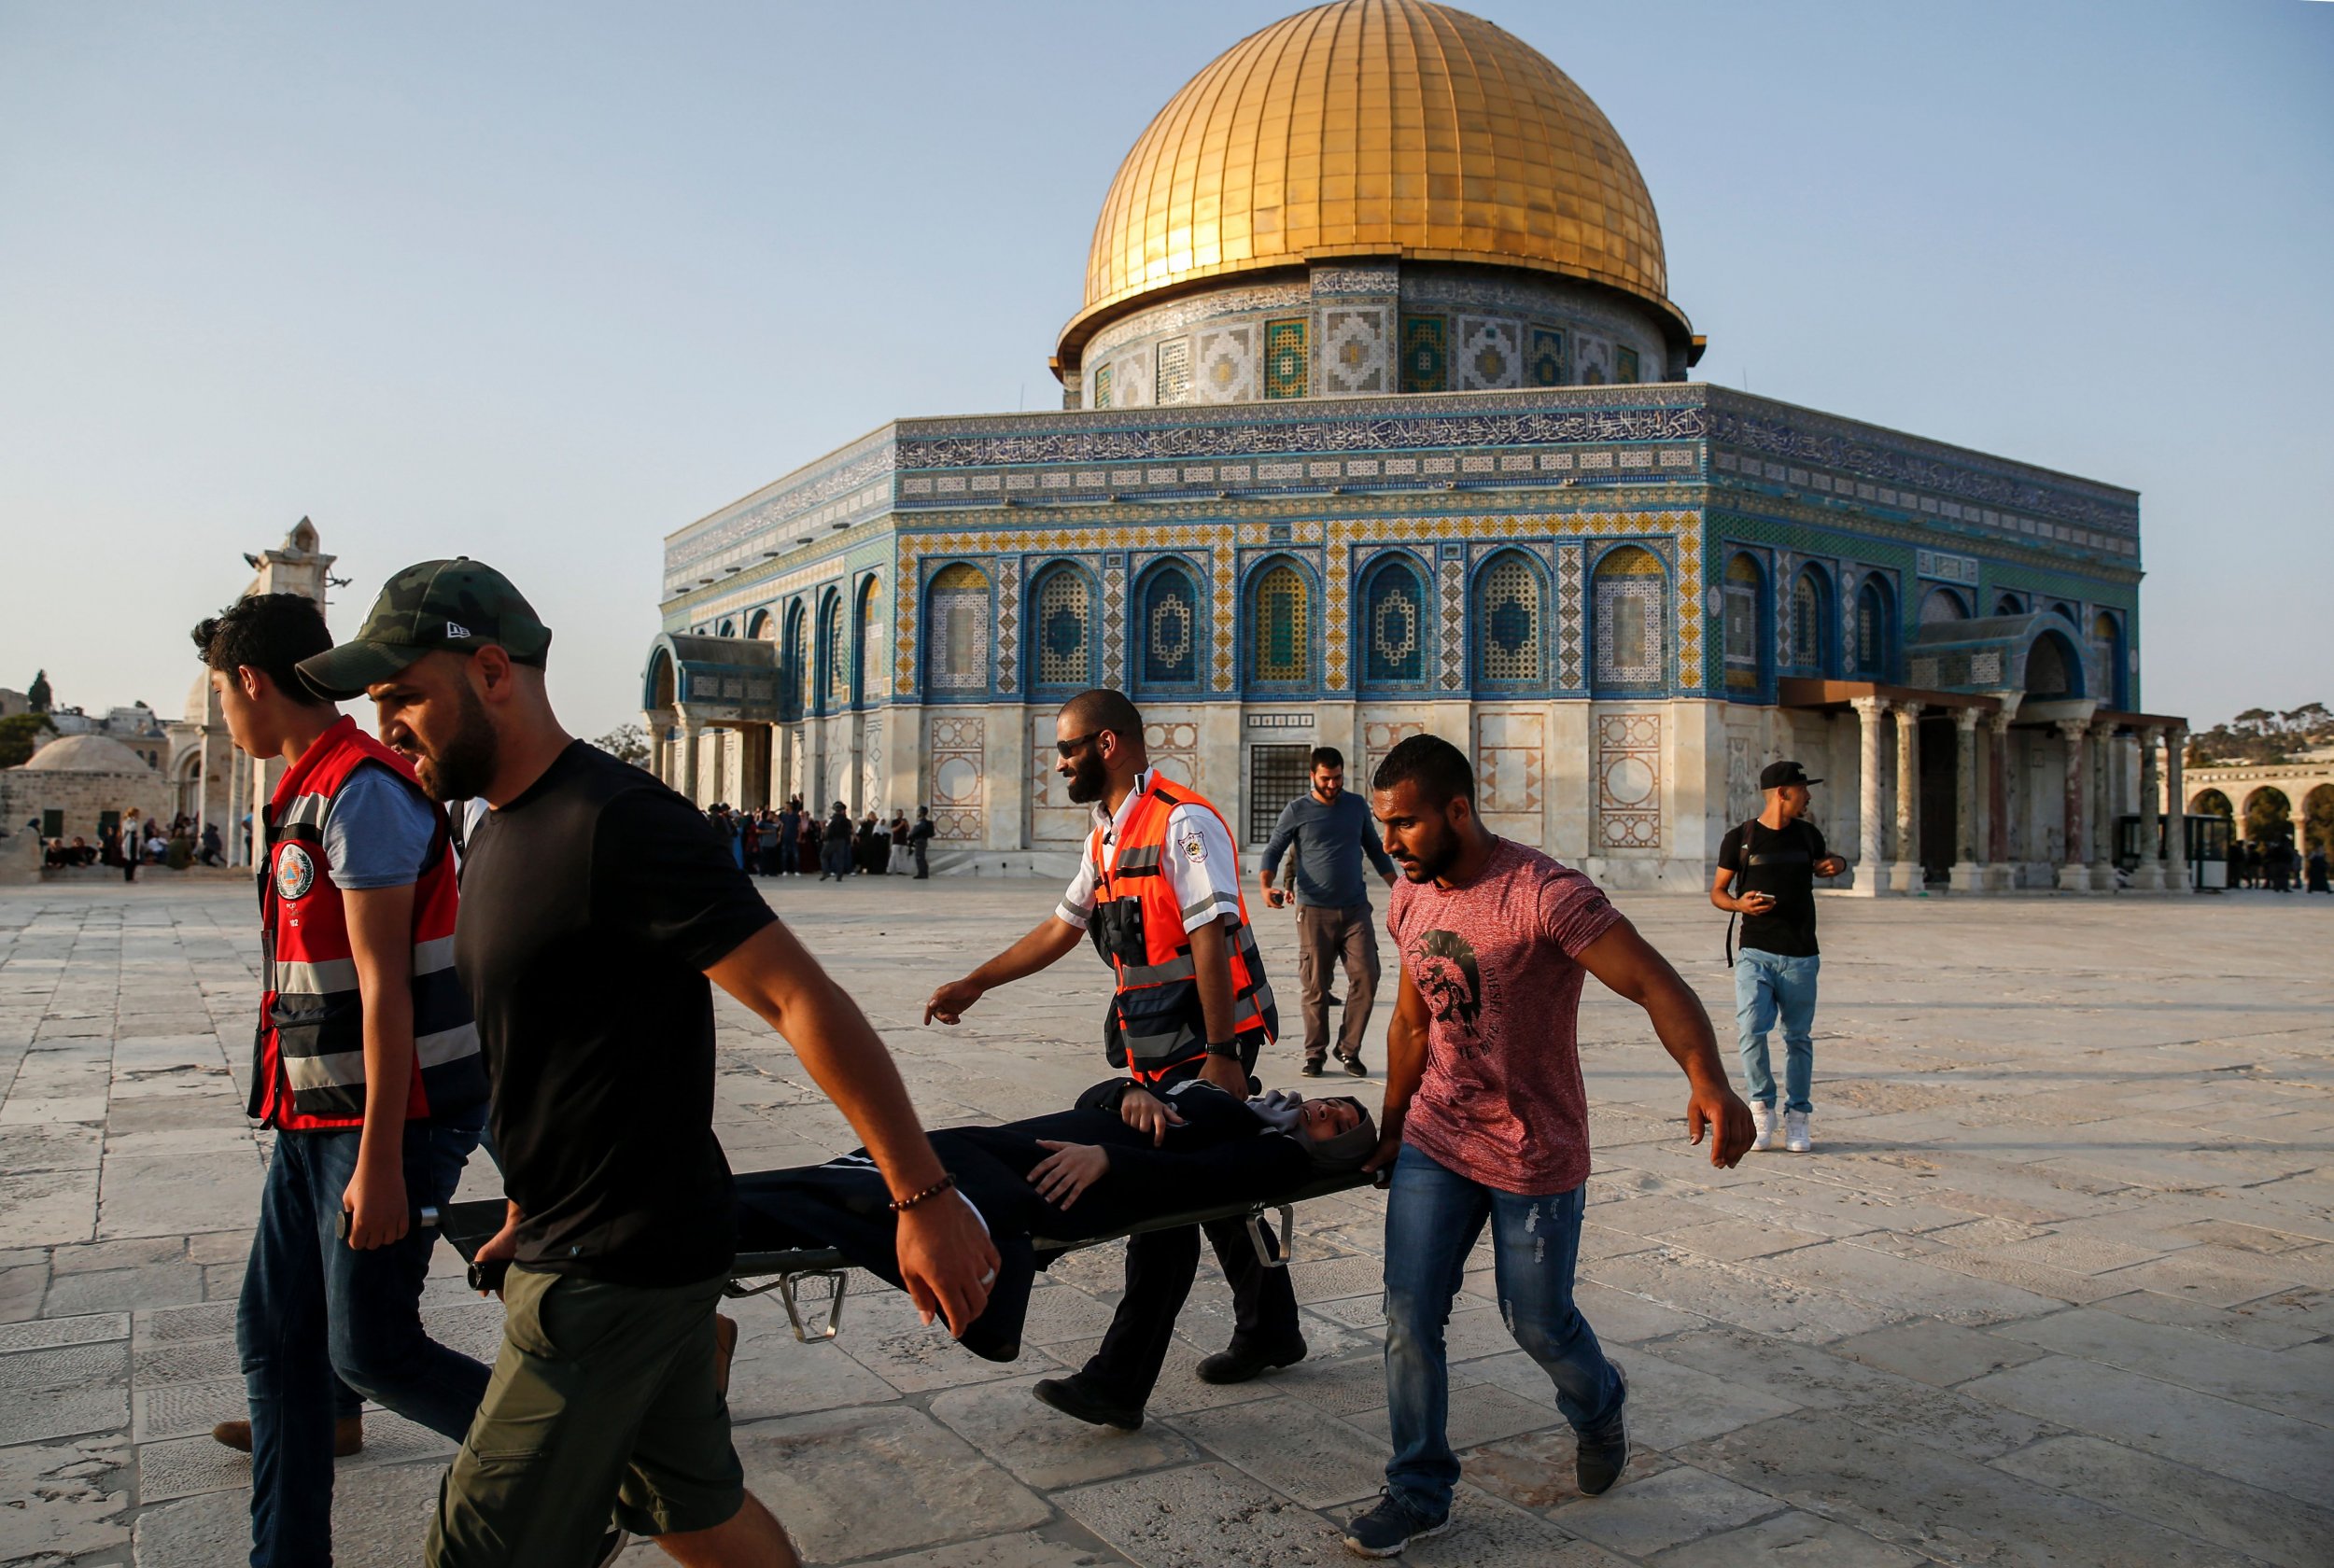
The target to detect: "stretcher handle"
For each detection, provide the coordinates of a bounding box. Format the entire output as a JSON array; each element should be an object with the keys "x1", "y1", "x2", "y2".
[
  {"x1": 750, "y1": 1268, "x2": 851, "y2": 1343},
  {"x1": 336, "y1": 1205, "x2": 441, "y2": 1243}
]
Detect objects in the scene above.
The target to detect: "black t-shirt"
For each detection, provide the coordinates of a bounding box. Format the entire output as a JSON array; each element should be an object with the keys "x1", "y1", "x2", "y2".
[
  {"x1": 456, "y1": 741, "x2": 776, "y2": 1285},
  {"x1": 1717, "y1": 817, "x2": 1829, "y2": 959}
]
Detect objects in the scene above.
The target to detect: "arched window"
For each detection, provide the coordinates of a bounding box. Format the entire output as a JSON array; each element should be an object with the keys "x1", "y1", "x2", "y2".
[
  {"x1": 1592, "y1": 545, "x2": 1666, "y2": 688},
  {"x1": 1790, "y1": 567, "x2": 1832, "y2": 673},
  {"x1": 1030, "y1": 565, "x2": 1094, "y2": 689},
  {"x1": 1359, "y1": 555, "x2": 1428, "y2": 688},
  {"x1": 1919, "y1": 586, "x2": 1970, "y2": 624},
  {"x1": 924, "y1": 564, "x2": 991, "y2": 693},
  {"x1": 1475, "y1": 552, "x2": 1543, "y2": 686},
  {"x1": 1853, "y1": 578, "x2": 1893, "y2": 679},
  {"x1": 717, "y1": 618, "x2": 736, "y2": 637},
  {"x1": 1249, "y1": 561, "x2": 1312, "y2": 684},
  {"x1": 1995, "y1": 592, "x2": 2026, "y2": 616},
  {"x1": 782, "y1": 603, "x2": 808, "y2": 720},
  {"x1": 746, "y1": 609, "x2": 773, "y2": 641},
  {"x1": 2089, "y1": 610, "x2": 2125, "y2": 709},
  {"x1": 2025, "y1": 630, "x2": 2080, "y2": 698},
  {"x1": 817, "y1": 593, "x2": 846, "y2": 712},
  {"x1": 1722, "y1": 553, "x2": 1765, "y2": 692},
  {"x1": 1136, "y1": 562, "x2": 1201, "y2": 690},
  {"x1": 853, "y1": 576, "x2": 884, "y2": 706}
]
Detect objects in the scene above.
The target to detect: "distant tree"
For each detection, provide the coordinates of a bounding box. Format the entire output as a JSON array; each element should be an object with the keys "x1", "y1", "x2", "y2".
[
  {"x1": 591, "y1": 722, "x2": 651, "y2": 769},
  {"x1": 0, "y1": 712, "x2": 54, "y2": 768}
]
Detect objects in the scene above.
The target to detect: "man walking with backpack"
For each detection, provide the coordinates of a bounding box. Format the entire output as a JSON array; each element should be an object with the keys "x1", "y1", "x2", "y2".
[{"x1": 1709, "y1": 761, "x2": 1847, "y2": 1154}]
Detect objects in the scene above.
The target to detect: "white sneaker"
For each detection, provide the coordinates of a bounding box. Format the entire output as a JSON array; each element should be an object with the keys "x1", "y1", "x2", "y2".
[
  {"x1": 1750, "y1": 1102, "x2": 1779, "y2": 1151},
  {"x1": 1784, "y1": 1111, "x2": 1812, "y2": 1153}
]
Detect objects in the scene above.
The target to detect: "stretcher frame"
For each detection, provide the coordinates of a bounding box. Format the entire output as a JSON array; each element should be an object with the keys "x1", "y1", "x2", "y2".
[{"x1": 440, "y1": 1170, "x2": 1372, "y2": 1345}]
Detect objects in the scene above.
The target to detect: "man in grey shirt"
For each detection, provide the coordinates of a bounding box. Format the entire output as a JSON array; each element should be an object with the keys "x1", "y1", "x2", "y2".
[{"x1": 1260, "y1": 747, "x2": 1398, "y2": 1078}]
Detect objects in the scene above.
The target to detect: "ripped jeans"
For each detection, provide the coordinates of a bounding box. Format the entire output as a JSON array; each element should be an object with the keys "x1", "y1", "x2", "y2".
[{"x1": 1380, "y1": 1144, "x2": 1622, "y2": 1519}]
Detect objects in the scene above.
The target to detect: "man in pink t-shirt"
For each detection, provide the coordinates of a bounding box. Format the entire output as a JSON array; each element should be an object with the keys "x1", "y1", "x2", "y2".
[{"x1": 1340, "y1": 735, "x2": 1754, "y2": 1560}]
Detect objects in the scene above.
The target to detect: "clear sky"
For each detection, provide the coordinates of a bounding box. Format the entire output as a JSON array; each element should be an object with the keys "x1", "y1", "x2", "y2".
[{"x1": 4, "y1": 1, "x2": 2328, "y2": 742}]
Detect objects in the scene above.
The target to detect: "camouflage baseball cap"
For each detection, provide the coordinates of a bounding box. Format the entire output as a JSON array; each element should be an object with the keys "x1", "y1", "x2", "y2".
[{"x1": 296, "y1": 558, "x2": 552, "y2": 701}]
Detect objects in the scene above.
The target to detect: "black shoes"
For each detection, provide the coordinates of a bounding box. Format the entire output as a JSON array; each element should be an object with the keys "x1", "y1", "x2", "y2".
[
  {"x1": 1300, "y1": 1058, "x2": 1325, "y2": 1077},
  {"x1": 1033, "y1": 1375, "x2": 1145, "y2": 1431},
  {"x1": 1575, "y1": 1363, "x2": 1630, "y2": 1496},
  {"x1": 1342, "y1": 1491, "x2": 1450, "y2": 1558},
  {"x1": 1194, "y1": 1339, "x2": 1307, "y2": 1385},
  {"x1": 1341, "y1": 1055, "x2": 1369, "y2": 1077}
]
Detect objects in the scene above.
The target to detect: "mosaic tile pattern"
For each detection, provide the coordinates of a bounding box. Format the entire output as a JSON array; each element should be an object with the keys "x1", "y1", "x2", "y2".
[
  {"x1": 926, "y1": 714, "x2": 984, "y2": 841},
  {"x1": 1251, "y1": 563, "x2": 1311, "y2": 682},
  {"x1": 1399, "y1": 315, "x2": 1446, "y2": 393},
  {"x1": 1557, "y1": 543, "x2": 1584, "y2": 688},
  {"x1": 1262, "y1": 319, "x2": 1307, "y2": 400},
  {"x1": 1617, "y1": 345, "x2": 1642, "y2": 385},
  {"x1": 1032, "y1": 566, "x2": 1092, "y2": 688},
  {"x1": 1137, "y1": 562, "x2": 1200, "y2": 688},
  {"x1": 1144, "y1": 719, "x2": 1201, "y2": 790},
  {"x1": 1091, "y1": 363, "x2": 1112, "y2": 410},
  {"x1": 1362, "y1": 557, "x2": 1428, "y2": 687},
  {"x1": 1455, "y1": 316, "x2": 1522, "y2": 392},
  {"x1": 1195, "y1": 324, "x2": 1255, "y2": 403},
  {"x1": 1362, "y1": 715, "x2": 1427, "y2": 786},
  {"x1": 822, "y1": 595, "x2": 848, "y2": 708},
  {"x1": 1595, "y1": 546, "x2": 1667, "y2": 687},
  {"x1": 856, "y1": 575, "x2": 888, "y2": 702},
  {"x1": 1528, "y1": 326, "x2": 1567, "y2": 387},
  {"x1": 995, "y1": 557, "x2": 1021, "y2": 693},
  {"x1": 1101, "y1": 557, "x2": 1127, "y2": 687},
  {"x1": 924, "y1": 564, "x2": 991, "y2": 692},
  {"x1": 1723, "y1": 552, "x2": 1763, "y2": 692},
  {"x1": 1154, "y1": 338, "x2": 1191, "y2": 405},
  {"x1": 1596, "y1": 710, "x2": 1664, "y2": 848},
  {"x1": 1325, "y1": 541, "x2": 1355, "y2": 690},
  {"x1": 1438, "y1": 551, "x2": 1465, "y2": 691},
  {"x1": 1475, "y1": 708, "x2": 1545, "y2": 819},
  {"x1": 1320, "y1": 307, "x2": 1388, "y2": 396}
]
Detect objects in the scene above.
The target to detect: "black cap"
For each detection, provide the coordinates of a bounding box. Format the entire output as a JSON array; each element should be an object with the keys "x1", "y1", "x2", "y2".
[
  {"x1": 1760, "y1": 760, "x2": 1822, "y2": 791},
  {"x1": 296, "y1": 558, "x2": 553, "y2": 701}
]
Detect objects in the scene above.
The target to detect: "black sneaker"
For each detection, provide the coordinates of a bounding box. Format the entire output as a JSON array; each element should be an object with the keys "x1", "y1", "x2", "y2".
[
  {"x1": 1299, "y1": 1059, "x2": 1325, "y2": 1077},
  {"x1": 1343, "y1": 1491, "x2": 1449, "y2": 1559},
  {"x1": 1032, "y1": 1375, "x2": 1145, "y2": 1431},
  {"x1": 1575, "y1": 1363, "x2": 1630, "y2": 1496},
  {"x1": 1341, "y1": 1056, "x2": 1369, "y2": 1078},
  {"x1": 1194, "y1": 1339, "x2": 1306, "y2": 1384}
]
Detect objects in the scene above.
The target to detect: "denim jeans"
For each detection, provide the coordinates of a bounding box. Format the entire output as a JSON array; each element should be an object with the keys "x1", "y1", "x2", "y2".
[
  {"x1": 1733, "y1": 948, "x2": 1820, "y2": 1113},
  {"x1": 1382, "y1": 1145, "x2": 1622, "y2": 1520},
  {"x1": 238, "y1": 1108, "x2": 488, "y2": 1568}
]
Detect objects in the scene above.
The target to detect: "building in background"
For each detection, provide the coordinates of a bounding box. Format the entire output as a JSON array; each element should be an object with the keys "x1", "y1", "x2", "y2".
[{"x1": 641, "y1": 0, "x2": 2186, "y2": 892}]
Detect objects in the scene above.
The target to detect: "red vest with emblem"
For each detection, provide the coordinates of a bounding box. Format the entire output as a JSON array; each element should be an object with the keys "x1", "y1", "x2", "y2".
[
  {"x1": 1085, "y1": 773, "x2": 1278, "y2": 1083},
  {"x1": 254, "y1": 718, "x2": 486, "y2": 1131}
]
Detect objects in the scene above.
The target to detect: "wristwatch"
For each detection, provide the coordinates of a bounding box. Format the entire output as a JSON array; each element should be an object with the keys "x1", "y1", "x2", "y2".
[{"x1": 1202, "y1": 1040, "x2": 1241, "y2": 1059}]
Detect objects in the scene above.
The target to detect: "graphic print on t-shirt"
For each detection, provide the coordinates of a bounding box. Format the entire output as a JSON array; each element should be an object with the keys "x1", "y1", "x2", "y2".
[{"x1": 1409, "y1": 928, "x2": 1490, "y2": 1054}]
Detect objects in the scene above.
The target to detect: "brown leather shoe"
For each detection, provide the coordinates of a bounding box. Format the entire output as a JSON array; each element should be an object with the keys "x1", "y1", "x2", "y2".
[
  {"x1": 211, "y1": 1413, "x2": 364, "y2": 1457},
  {"x1": 713, "y1": 1312, "x2": 738, "y2": 1399}
]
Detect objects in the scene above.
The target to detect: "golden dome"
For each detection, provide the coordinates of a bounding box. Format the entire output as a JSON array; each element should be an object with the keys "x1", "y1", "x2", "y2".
[{"x1": 1059, "y1": 0, "x2": 1685, "y2": 368}]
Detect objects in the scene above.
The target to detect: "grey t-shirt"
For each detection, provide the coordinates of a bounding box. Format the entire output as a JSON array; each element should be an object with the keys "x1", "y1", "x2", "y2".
[
  {"x1": 323, "y1": 763, "x2": 437, "y2": 890},
  {"x1": 1262, "y1": 790, "x2": 1398, "y2": 909}
]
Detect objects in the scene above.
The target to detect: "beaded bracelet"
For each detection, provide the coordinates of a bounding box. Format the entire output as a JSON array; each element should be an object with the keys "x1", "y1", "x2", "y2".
[{"x1": 888, "y1": 1173, "x2": 958, "y2": 1213}]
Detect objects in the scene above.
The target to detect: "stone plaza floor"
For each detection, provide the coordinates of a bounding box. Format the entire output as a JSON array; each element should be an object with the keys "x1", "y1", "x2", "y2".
[{"x1": 0, "y1": 875, "x2": 2328, "y2": 1567}]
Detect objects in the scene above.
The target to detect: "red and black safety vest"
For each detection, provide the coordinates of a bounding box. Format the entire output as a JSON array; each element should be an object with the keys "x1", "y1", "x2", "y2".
[
  {"x1": 253, "y1": 717, "x2": 486, "y2": 1131},
  {"x1": 1085, "y1": 773, "x2": 1277, "y2": 1082}
]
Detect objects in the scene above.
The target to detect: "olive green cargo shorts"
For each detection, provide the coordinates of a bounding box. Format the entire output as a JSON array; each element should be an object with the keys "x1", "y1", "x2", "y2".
[{"x1": 426, "y1": 1264, "x2": 743, "y2": 1565}]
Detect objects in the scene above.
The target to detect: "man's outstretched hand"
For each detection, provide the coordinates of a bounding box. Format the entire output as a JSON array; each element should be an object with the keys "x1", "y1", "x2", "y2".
[
  {"x1": 895, "y1": 1189, "x2": 1001, "y2": 1337},
  {"x1": 1685, "y1": 1077, "x2": 1756, "y2": 1168},
  {"x1": 922, "y1": 977, "x2": 984, "y2": 1026}
]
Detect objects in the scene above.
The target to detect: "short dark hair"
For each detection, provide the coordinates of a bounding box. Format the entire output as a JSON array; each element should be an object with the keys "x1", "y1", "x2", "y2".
[
  {"x1": 1371, "y1": 733, "x2": 1473, "y2": 805},
  {"x1": 1310, "y1": 746, "x2": 1344, "y2": 771},
  {"x1": 191, "y1": 594, "x2": 335, "y2": 707},
  {"x1": 1060, "y1": 687, "x2": 1143, "y2": 744}
]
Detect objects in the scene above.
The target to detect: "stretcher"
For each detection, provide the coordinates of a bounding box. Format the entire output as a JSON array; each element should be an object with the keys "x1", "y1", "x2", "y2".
[{"x1": 439, "y1": 1169, "x2": 1372, "y2": 1345}]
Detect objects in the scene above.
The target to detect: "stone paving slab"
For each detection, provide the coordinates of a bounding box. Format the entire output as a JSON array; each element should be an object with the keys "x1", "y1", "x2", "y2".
[{"x1": 0, "y1": 879, "x2": 2326, "y2": 1566}]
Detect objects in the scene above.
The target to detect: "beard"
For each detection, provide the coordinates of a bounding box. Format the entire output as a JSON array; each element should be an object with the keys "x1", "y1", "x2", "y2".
[
  {"x1": 1062, "y1": 749, "x2": 1108, "y2": 805},
  {"x1": 409, "y1": 680, "x2": 499, "y2": 804},
  {"x1": 1395, "y1": 816, "x2": 1462, "y2": 882}
]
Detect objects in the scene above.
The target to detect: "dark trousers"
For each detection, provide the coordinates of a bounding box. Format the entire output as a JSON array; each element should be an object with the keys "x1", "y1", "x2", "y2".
[
  {"x1": 239, "y1": 1109, "x2": 488, "y2": 1568},
  {"x1": 777, "y1": 837, "x2": 798, "y2": 875},
  {"x1": 1079, "y1": 1213, "x2": 1301, "y2": 1407},
  {"x1": 913, "y1": 840, "x2": 930, "y2": 878},
  {"x1": 821, "y1": 840, "x2": 851, "y2": 879}
]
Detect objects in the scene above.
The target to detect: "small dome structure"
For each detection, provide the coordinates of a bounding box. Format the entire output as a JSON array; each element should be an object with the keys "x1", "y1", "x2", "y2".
[{"x1": 20, "y1": 735, "x2": 158, "y2": 774}]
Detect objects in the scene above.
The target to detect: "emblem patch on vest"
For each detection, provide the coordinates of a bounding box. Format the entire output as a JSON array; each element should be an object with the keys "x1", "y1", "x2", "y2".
[
  {"x1": 275, "y1": 845, "x2": 316, "y2": 902},
  {"x1": 1179, "y1": 831, "x2": 1207, "y2": 865}
]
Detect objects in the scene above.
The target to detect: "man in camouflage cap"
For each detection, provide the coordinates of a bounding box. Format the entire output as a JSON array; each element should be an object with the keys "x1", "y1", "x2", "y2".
[{"x1": 306, "y1": 561, "x2": 998, "y2": 1568}]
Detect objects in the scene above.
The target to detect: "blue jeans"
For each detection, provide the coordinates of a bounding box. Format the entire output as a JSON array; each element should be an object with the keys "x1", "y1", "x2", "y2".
[
  {"x1": 1382, "y1": 1145, "x2": 1622, "y2": 1520},
  {"x1": 1734, "y1": 949, "x2": 1819, "y2": 1113},
  {"x1": 238, "y1": 1109, "x2": 488, "y2": 1568}
]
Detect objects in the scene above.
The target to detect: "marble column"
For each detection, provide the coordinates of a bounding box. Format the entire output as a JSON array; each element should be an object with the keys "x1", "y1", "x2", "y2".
[
  {"x1": 640, "y1": 710, "x2": 669, "y2": 787},
  {"x1": 1850, "y1": 696, "x2": 1889, "y2": 895},
  {"x1": 1951, "y1": 707, "x2": 1984, "y2": 892},
  {"x1": 2163, "y1": 728, "x2": 2190, "y2": 890},
  {"x1": 2056, "y1": 718, "x2": 2090, "y2": 891},
  {"x1": 677, "y1": 716, "x2": 702, "y2": 805},
  {"x1": 1985, "y1": 711, "x2": 2014, "y2": 889},
  {"x1": 2089, "y1": 727, "x2": 2117, "y2": 890},
  {"x1": 2132, "y1": 726, "x2": 2166, "y2": 890},
  {"x1": 1891, "y1": 701, "x2": 1925, "y2": 893}
]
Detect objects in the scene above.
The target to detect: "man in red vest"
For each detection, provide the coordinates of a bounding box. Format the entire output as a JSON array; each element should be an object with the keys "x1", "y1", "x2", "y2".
[
  {"x1": 925, "y1": 688, "x2": 1307, "y2": 1427},
  {"x1": 192, "y1": 593, "x2": 494, "y2": 1568}
]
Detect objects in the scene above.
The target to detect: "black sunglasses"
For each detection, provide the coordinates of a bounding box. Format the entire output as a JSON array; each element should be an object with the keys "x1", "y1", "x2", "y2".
[{"x1": 1054, "y1": 730, "x2": 1113, "y2": 759}]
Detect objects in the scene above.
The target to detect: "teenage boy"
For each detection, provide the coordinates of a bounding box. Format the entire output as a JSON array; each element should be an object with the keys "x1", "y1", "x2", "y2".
[
  {"x1": 1709, "y1": 760, "x2": 1847, "y2": 1154},
  {"x1": 299, "y1": 559, "x2": 995, "y2": 1568},
  {"x1": 192, "y1": 593, "x2": 493, "y2": 1568},
  {"x1": 1343, "y1": 735, "x2": 1753, "y2": 1558}
]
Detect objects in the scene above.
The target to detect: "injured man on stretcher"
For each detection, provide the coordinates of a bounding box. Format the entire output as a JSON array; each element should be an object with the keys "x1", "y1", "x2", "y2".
[{"x1": 732, "y1": 1076, "x2": 1376, "y2": 1424}]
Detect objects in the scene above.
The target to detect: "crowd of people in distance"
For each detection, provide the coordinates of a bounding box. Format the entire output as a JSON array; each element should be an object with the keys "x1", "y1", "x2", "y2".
[
  {"x1": 701, "y1": 796, "x2": 936, "y2": 881},
  {"x1": 2227, "y1": 834, "x2": 2328, "y2": 893},
  {"x1": 32, "y1": 811, "x2": 226, "y2": 875}
]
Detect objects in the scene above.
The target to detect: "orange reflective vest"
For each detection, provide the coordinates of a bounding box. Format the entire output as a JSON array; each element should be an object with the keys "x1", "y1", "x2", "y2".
[
  {"x1": 255, "y1": 718, "x2": 486, "y2": 1131},
  {"x1": 1085, "y1": 773, "x2": 1277, "y2": 1082}
]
